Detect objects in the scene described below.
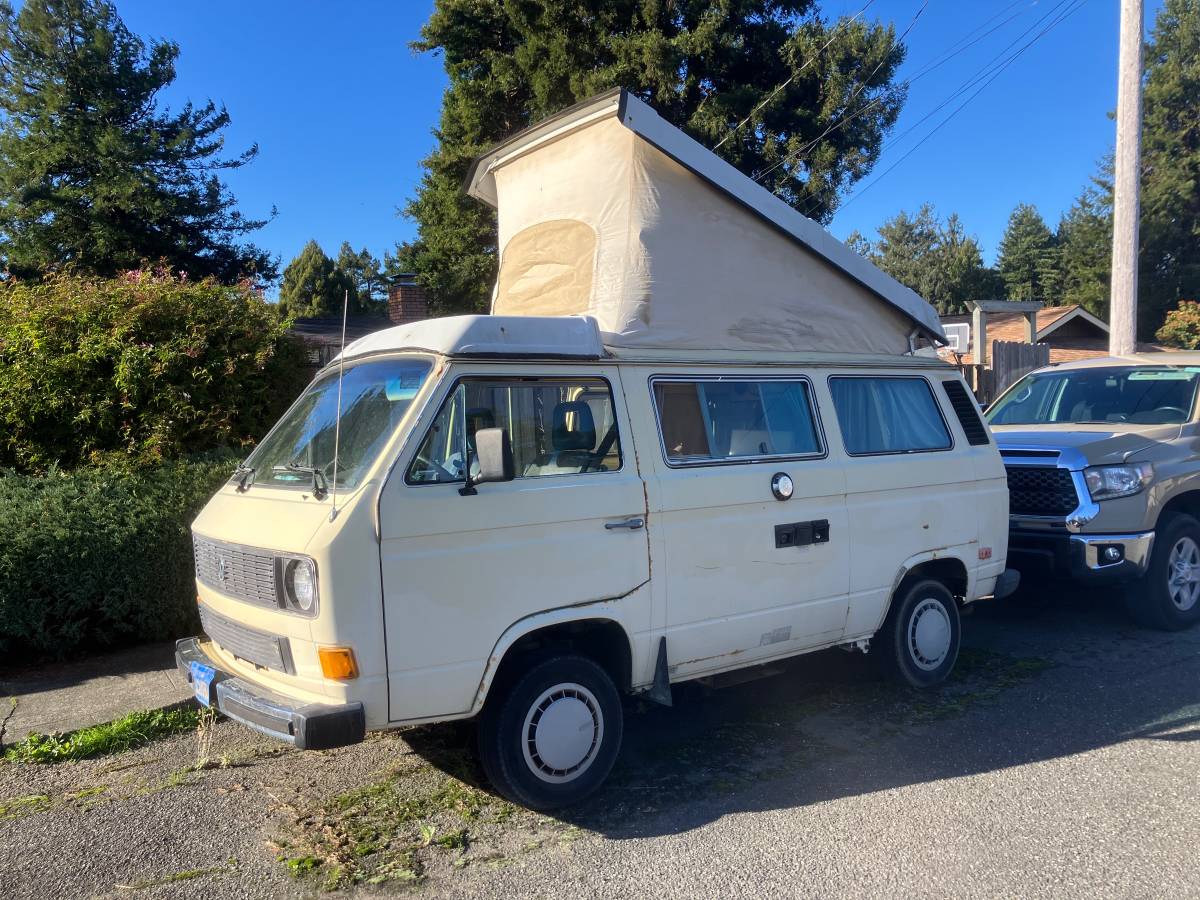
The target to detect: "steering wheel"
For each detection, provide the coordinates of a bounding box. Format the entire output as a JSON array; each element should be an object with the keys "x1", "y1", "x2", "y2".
[
  {"x1": 412, "y1": 450, "x2": 459, "y2": 482},
  {"x1": 1158, "y1": 406, "x2": 1189, "y2": 421}
]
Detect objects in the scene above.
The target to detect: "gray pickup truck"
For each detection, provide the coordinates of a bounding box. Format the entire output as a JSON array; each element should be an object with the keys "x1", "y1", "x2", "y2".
[{"x1": 986, "y1": 352, "x2": 1200, "y2": 630}]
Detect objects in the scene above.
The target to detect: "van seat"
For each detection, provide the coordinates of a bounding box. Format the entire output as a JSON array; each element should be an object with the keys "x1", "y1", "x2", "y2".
[{"x1": 523, "y1": 401, "x2": 598, "y2": 476}]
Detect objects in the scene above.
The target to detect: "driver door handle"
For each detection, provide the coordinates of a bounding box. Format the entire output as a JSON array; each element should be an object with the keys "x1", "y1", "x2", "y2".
[{"x1": 605, "y1": 516, "x2": 645, "y2": 531}]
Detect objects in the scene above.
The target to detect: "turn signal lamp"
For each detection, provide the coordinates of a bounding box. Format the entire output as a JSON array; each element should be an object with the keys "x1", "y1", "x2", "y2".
[{"x1": 318, "y1": 646, "x2": 359, "y2": 680}]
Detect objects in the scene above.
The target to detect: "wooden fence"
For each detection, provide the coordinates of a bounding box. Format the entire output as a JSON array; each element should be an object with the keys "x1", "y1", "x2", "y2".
[
  {"x1": 991, "y1": 340, "x2": 1050, "y2": 400},
  {"x1": 953, "y1": 340, "x2": 1050, "y2": 405}
]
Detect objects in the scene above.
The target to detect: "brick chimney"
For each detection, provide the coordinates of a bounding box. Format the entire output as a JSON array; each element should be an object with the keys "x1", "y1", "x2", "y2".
[{"x1": 387, "y1": 273, "x2": 428, "y2": 325}]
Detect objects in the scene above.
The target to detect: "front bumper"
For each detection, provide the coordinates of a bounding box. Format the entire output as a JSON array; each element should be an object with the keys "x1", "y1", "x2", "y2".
[
  {"x1": 176, "y1": 637, "x2": 365, "y2": 750},
  {"x1": 1007, "y1": 528, "x2": 1155, "y2": 585}
]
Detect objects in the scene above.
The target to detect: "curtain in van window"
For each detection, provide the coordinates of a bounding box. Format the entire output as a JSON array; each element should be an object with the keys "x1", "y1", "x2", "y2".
[{"x1": 829, "y1": 377, "x2": 950, "y2": 455}]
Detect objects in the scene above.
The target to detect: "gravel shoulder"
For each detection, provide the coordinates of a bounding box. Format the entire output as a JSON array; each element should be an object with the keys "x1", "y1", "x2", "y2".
[{"x1": 2, "y1": 591, "x2": 1198, "y2": 899}]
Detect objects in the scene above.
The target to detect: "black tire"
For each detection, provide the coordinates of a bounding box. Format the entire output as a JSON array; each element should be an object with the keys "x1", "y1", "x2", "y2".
[
  {"x1": 1124, "y1": 513, "x2": 1200, "y2": 631},
  {"x1": 876, "y1": 578, "x2": 962, "y2": 688},
  {"x1": 478, "y1": 654, "x2": 623, "y2": 810}
]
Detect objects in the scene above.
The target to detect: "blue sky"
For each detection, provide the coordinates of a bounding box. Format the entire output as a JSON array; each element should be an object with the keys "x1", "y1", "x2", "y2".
[{"x1": 114, "y1": 0, "x2": 1157, "y2": 281}]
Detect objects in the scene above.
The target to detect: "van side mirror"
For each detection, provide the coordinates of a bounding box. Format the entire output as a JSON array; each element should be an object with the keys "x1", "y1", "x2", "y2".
[{"x1": 460, "y1": 427, "x2": 514, "y2": 495}]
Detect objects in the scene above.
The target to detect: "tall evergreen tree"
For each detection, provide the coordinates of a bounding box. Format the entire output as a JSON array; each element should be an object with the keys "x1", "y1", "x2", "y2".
[
  {"x1": 336, "y1": 242, "x2": 385, "y2": 315},
  {"x1": 996, "y1": 204, "x2": 1059, "y2": 302},
  {"x1": 1136, "y1": 0, "x2": 1200, "y2": 336},
  {"x1": 0, "y1": 0, "x2": 275, "y2": 284},
  {"x1": 396, "y1": 0, "x2": 909, "y2": 313},
  {"x1": 278, "y1": 241, "x2": 355, "y2": 318},
  {"x1": 1056, "y1": 176, "x2": 1112, "y2": 319},
  {"x1": 850, "y1": 205, "x2": 1000, "y2": 314}
]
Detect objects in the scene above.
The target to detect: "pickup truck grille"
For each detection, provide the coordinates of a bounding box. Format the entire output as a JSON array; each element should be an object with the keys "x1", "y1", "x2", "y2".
[{"x1": 1005, "y1": 466, "x2": 1079, "y2": 517}]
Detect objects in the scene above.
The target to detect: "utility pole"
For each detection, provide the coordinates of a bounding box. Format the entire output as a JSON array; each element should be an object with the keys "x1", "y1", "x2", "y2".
[{"x1": 1109, "y1": 0, "x2": 1144, "y2": 357}]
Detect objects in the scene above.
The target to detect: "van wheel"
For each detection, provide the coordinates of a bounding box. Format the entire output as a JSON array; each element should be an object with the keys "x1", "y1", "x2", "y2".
[
  {"x1": 478, "y1": 654, "x2": 623, "y2": 810},
  {"x1": 877, "y1": 579, "x2": 961, "y2": 688},
  {"x1": 1125, "y1": 513, "x2": 1200, "y2": 631}
]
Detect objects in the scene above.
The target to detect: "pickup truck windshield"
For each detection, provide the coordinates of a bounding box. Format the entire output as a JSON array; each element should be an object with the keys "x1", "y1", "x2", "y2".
[
  {"x1": 241, "y1": 357, "x2": 431, "y2": 492},
  {"x1": 987, "y1": 366, "x2": 1200, "y2": 427}
]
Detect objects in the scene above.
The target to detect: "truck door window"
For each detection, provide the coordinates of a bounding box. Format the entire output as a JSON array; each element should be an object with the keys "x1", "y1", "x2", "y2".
[
  {"x1": 828, "y1": 376, "x2": 952, "y2": 456},
  {"x1": 652, "y1": 378, "x2": 823, "y2": 465},
  {"x1": 406, "y1": 377, "x2": 621, "y2": 484}
]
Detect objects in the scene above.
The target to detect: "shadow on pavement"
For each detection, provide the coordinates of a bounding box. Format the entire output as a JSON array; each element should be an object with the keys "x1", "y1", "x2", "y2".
[{"x1": 405, "y1": 589, "x2": 1200, "y2": 840}]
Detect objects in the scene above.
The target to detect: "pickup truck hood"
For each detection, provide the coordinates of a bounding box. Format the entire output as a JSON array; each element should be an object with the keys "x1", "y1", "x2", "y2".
[{"x1": 991, "y1": 423, "x2": 1180, "y2": 467}]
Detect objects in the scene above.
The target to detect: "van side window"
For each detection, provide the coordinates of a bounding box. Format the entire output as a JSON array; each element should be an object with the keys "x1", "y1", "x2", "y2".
[
  {"x1": 406, "y1": 377, "x2": 621, "y2": 484},
  {"x1": 652, "y1": 378, "x2": 822, "y2": 464},
  {"x1": 828, "y1": 376, "x2": 952, "y2": 455}
]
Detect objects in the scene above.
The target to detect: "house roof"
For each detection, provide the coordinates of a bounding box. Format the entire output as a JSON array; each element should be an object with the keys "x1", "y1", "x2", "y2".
[
  {"x1": 289, "y1": 315, "x2": 393, "y2": 345},
  {"x1": 940, "y1": 305, "x2": 1115, "y2": 365},
  {"x1": 464, "y1": 88, "x2": 945, "y2": 346}
]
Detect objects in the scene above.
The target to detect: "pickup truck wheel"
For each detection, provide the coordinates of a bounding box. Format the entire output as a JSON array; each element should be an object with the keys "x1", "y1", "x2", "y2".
[
  {"x1": 478, "y1": 654, "x2": 623, "y2": 810},
  {"x1": 877, "y1": 579, "x2": 961, "y2": 688},
  {"x1": 1126, "y1": 513, "x2": 1200, "y2": 631}
]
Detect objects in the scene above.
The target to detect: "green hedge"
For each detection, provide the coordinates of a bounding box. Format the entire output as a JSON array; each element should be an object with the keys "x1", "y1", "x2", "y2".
[{"x1": 0, "y1": 455, "x2": 236, "y2": 660}]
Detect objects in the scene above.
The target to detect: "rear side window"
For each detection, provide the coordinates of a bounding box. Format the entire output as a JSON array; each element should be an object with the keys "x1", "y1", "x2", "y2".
[
  {"x1": 828, "y1": 376, "x2": 952, "y2": 456},
  {"x1": 652, "y1": 378, "x2": 822, "y2": 464},
  {"x1": 407, "y1": 377, "x2": 620, "y2": 483},
  {"x1": 942, "y1": 379, "x2": 991, "y2": 445}
]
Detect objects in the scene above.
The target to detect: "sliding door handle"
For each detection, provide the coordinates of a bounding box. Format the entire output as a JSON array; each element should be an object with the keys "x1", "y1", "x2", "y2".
[{"x1": 605, "y1": 517, "x2": 645, "y2": 531}]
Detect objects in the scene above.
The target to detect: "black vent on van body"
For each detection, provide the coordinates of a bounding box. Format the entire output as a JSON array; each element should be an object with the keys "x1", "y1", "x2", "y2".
[{"x1": 942, "y1": 380, "x2": 991, "y2": 446}]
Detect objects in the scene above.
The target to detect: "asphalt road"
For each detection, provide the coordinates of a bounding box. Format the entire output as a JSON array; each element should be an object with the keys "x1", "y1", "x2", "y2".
[{"x1": 2, "y1": 589, "x2": 1199, "y2": 899}]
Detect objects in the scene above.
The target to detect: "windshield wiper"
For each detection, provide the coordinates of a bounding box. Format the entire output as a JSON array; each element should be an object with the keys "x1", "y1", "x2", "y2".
[
  {"x1": 233, "y1": 463, "x2": 255, "y2": 492},
  {"x1": 272, "y1": 462, "x2": 329, "y2": 499}
]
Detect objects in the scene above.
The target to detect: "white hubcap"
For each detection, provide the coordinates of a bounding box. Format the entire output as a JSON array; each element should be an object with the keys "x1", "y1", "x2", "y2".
[
  {"x1": 1168, "y1": 537, "x2": 1200, "y2": 611},
  {"x1": 521, "y1": 683, "x2": 603, "y2": 784},
  {"x1": 909, "y1": 598, "x2": 952, "y2": 671}
]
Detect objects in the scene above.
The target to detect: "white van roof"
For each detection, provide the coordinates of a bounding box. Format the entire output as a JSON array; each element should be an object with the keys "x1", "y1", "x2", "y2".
[
  {"x1": 338, "y1": 315, "x2": 604, "y2": 361},
  {"x1": 336, "y1": 314, "x2": 950, "y2": 370},
  {"x1": 465, "y1": 88, "x2": 946, "y2": 354}
]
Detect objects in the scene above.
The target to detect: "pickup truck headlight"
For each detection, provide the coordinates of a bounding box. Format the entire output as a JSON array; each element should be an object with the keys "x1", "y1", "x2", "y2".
[
  {"x1": 1084, "y1": 463, "x2": 1153, "y2": 501},
  {"x1": 276, "y1": 555, "x2": 318, "y2": 615}
]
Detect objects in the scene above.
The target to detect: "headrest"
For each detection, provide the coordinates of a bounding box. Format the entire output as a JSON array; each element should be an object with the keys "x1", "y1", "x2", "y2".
[{"x1": 552, "y1": 401, "x2": 596, "y2": 452}]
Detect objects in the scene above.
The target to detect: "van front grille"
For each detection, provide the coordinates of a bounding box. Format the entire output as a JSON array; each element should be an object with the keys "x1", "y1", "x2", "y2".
[
  {"x1": 199, "y1": 604, "x2": 294, "y2": 674},
  {"x1": 1005, "y1": 466, "x2": 1079, "y2": 517},
  {"x1": 193, "y1": 535, "x2": 279, "y2": 608}
]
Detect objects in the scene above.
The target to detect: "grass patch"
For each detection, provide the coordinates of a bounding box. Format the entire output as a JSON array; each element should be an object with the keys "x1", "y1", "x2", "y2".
[
  {"x1": 116, "y1": 859, "x2": 237, "y2": 890},
  {"x1": 4, "y1": 704, "x2": 202, "y2": 764},
  {"x1": 0, "y1": 793, "x2": 51, "y2": 820},
  {"x1": 279, "y1": 741, "x2": 529, "y2": 890}
]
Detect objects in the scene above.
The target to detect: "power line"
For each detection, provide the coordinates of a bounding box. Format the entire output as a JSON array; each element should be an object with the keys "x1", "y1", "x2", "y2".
[
  {"x1": 713, "y1": 0, "x2": 876, "y2": 151},
  {"x1": 754, "y1": 0, "x2": 934, "y2": 185},
  {"x1": 828, "y1": 0, "x2": 1090, "y2": 216},
  {"x1": 755, "y1": 0, "x2": 1039, "y2": 191}
]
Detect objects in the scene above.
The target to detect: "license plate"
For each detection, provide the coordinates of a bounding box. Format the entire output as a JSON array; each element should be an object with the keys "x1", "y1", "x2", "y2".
[{"x1": 190, "y1": 661, "x2": 216, "y2": 707}]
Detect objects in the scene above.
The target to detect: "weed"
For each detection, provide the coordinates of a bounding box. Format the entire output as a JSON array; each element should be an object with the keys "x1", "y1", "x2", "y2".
[
  {"x1": 283, "y1": 856, "x2": 321, "y2": 878},
  {"x1": 4, "y1": 704, "x2": 202, "y2": 764},
  {"x1": 193, "y1": 707, "x2": 217, "y2": 768},
  {"x1": 435, "y1": 828, "x2": 468, "y2": 850}
]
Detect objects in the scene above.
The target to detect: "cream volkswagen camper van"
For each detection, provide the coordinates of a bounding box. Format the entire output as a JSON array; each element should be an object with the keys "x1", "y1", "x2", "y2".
[{"x1": 179, "y1": 91, "x2": 1016, "y2": 809}]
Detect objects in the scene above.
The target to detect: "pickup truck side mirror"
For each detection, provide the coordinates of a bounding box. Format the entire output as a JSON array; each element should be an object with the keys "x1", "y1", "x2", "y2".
[{"x1": 460, "y1": 427, "x2": 514, "y2": 495}]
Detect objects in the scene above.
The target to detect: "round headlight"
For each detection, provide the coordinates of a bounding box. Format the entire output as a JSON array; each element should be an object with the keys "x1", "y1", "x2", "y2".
[{"x1": 284, "y1": 558, "x2": 317, "y2": 612}]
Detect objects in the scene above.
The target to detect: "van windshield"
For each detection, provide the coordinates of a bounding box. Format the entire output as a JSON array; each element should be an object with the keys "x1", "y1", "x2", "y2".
[
  {"x1": 242, "y1": 357, "x2": 431, "y2": 492},
  {"x1": 986, "y1": 366, "x2": 1200, "y2": 427}
]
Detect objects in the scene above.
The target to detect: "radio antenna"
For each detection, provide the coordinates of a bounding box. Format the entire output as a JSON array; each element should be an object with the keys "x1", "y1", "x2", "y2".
[{"x1": 328, "y1": 288, "x2": 349, "y2": 521}]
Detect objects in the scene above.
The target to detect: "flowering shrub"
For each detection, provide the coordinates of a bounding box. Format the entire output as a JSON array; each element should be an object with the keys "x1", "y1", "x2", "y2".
[
  {"x1": 1156, "y1": 301, "x2": 1200, "y2": 350},
  {"x1": 0, "y1": 270, "x2": 309, "y2": 472}
]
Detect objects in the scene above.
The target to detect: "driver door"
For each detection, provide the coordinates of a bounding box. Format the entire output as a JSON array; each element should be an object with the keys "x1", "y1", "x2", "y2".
[{"x1": 377, "y1": 365, "x2": 651, "y2": 723}]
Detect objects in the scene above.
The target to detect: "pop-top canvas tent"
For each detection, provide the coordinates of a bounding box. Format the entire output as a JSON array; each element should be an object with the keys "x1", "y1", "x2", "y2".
[{"x1": 465, "y1": 88, "x2": 945, "y2": 357}]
